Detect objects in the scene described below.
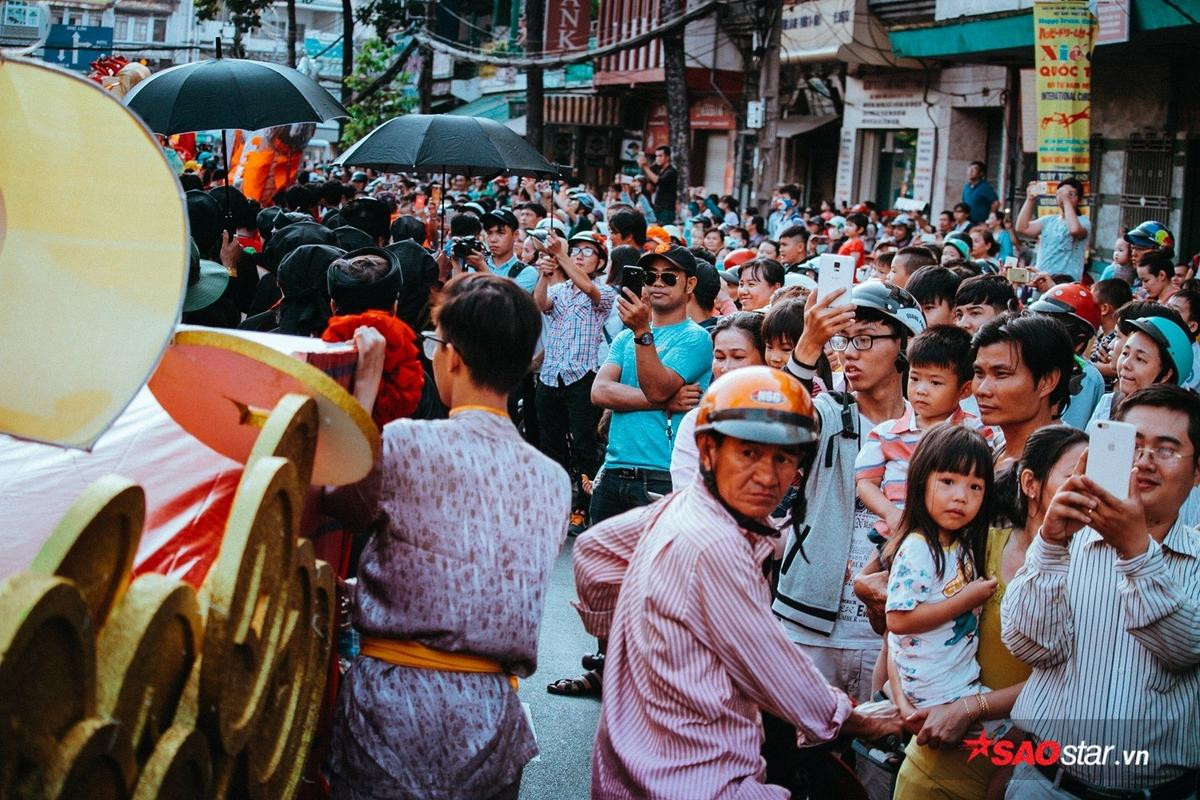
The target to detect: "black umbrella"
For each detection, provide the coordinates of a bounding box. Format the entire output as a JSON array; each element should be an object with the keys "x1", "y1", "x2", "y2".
[
  {"x1": 336, "y1": 114, "x2": 562, "y2": 246},
  {"x1": 123, "y1": 50, "x2": 346, "y2": 135},
  {"x1": 335, "y1": 114, "x2": 559, "y2": 177},
  {"x1": 123, "y1": 40, "x2": 346, "y2": 234}
]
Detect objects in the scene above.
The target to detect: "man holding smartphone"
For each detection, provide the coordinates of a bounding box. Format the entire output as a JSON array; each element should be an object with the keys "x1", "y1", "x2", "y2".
[
  {"x1": 1015, "y1": 178, "x2": 1090, "y2": 281},
  {"x1": 547, "y1": 244, "x2": 711, "y2": 697},
  {"x1": 1002, "y1": 385, "x2": 1200, "y2": 798}
]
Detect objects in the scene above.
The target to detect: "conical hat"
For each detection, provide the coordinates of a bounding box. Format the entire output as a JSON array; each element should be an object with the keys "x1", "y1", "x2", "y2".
[{"x1": 0, "y1": 57, "x2": 187, "y2": 448}]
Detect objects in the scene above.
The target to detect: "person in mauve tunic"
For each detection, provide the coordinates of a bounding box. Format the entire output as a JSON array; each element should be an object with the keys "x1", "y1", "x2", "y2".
[{"x1": 326, "y1": 272, "x2": 571, "y2": 800}]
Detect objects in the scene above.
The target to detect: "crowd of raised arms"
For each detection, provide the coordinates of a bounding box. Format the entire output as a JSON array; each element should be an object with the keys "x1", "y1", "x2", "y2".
[{"x1": 174, "y1": 146, "x2": 1200, "y2": 800}]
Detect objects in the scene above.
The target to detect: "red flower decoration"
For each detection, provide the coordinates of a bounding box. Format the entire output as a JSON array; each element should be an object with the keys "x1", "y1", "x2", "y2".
[{"x1": 322, "y1": 310, "x2": 425, "y2": 427}]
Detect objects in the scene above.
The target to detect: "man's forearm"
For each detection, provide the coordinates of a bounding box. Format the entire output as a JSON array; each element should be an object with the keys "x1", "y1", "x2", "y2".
[
  {"x1": 592, "y1": 379, "x2": 658, "y2": 411},
  {"x1": 634, "y1": 344, "x2": 684, "y2": 405},
  {"x1": 1015, "y1": 195, "x2": 1036, "y2": 235}
]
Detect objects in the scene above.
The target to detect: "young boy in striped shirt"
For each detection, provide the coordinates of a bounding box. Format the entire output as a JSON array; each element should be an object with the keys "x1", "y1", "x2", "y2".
[{"x1": 855, "y1": 325, "x2": 989, "y2": 541}]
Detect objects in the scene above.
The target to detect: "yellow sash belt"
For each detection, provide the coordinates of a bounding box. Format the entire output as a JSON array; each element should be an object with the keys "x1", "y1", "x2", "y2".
[{"x1": 359, "y1": 636, "x2": 518, "y2": 690}]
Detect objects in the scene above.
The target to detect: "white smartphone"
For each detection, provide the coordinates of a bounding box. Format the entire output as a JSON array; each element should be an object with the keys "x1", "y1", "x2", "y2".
[
  {"x1": 1085, "y1": 420, "x2": 1137, "y2": 500},
  {"x1": 817, "y1": 253, "x2": 856, "y2": 307}
]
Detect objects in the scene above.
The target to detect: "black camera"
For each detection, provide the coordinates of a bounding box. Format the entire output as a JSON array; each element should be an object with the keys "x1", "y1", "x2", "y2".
[{"x1": 451, "y1": 236, "x2": 485, "y2": 260}]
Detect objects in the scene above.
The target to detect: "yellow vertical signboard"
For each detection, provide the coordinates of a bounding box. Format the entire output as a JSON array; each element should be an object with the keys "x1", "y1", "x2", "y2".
[{"x1": 1034, "y1": 0, "x2": 1094, "y2": 213}]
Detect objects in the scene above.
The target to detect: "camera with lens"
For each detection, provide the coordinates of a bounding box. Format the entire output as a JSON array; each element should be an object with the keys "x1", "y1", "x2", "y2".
[{"x1": 450, "y1": 236, "x2": 486, "y2": 260}]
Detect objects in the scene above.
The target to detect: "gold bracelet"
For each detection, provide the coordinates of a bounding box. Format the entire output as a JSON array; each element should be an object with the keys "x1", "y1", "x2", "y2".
[
  {"x1": 962, "y1": 697, "x2": 980, "y2": 722},
  {"x1": 976, "y1": 693, "x2": 989, "y2": 721}
]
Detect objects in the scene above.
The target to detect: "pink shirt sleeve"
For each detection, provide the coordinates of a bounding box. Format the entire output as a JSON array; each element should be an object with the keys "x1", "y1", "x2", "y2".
[
  {"x1": 572, "y1": 502, "x2": 659, "y2": 638},
  {"x1": 690, "y1": 536, "x2": 854, "y2": 745}
]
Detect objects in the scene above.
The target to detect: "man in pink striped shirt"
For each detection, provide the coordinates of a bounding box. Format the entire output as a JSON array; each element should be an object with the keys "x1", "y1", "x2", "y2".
[{"x1": 575, "y1": 367, "x2": 903, "y2": 799}]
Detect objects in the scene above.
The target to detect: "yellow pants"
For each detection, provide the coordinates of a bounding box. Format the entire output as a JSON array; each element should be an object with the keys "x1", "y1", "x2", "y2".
[{"x1": 894, "y1": 737, "x2": 998, "y2": 800}]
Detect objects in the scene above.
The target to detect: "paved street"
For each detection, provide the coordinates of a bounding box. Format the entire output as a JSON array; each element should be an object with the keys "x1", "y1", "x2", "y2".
[{"x1": 519, "y1": 538, "x2": 601, "y2": 800}]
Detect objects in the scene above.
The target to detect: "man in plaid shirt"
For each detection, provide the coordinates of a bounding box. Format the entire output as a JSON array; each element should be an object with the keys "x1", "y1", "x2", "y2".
[{"x1": 534, "y1": 231, "x2": 617, "y2": 527}]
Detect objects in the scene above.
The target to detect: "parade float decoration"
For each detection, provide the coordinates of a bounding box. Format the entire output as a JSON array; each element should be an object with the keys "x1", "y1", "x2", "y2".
[{"x1": 0, "y1": 56, "x2": 379, "y2": 799}]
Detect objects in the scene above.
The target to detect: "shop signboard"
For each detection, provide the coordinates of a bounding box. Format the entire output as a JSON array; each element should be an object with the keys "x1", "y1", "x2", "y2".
[{"x1": 1033, "y1": 0, "x2": 1093, "y2": 213}]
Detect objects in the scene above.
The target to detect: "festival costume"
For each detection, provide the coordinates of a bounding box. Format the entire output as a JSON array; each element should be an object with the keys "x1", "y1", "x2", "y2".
[{"x1": 325, "y1": 408, "x2": 571, "y2": 799}]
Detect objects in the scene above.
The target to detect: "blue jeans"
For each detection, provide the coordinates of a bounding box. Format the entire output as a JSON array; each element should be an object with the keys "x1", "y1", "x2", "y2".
[{"x1": 588, "y1": 468, "x2": 672, "y2": 525}]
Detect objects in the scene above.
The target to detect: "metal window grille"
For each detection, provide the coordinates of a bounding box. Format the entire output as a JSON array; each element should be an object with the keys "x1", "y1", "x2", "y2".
[{"x1": 1120, "y1": 134, "x2": 1173, "y2": 231}]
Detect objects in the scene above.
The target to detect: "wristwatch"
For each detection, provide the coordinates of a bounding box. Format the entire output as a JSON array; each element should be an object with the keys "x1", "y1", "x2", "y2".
[{"x1": 634, "y1": 331, "x2": 655, "y2": 347}]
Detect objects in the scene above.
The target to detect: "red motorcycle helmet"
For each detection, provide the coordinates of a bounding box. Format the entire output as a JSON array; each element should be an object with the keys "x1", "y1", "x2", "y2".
[{"x1": 1028, "y1": 282, "x2": 1101, "y2": 332}]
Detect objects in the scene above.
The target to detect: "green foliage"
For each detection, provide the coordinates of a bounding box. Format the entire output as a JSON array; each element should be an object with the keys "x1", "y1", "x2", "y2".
[
  {"x1": 195, "y1": 0, "x2": 275, "y2": 45},
  {"x1": 339, "y1": 38, "x2": 418, "y2": 147}
]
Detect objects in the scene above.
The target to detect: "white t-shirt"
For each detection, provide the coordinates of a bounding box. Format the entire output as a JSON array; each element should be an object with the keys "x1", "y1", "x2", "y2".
[
  {"x1": 886, "y1": 533, "x2": 983, "y2": 708},
  {"x1": 669, "y1": 407, "x2": 700, "y2": 489}
]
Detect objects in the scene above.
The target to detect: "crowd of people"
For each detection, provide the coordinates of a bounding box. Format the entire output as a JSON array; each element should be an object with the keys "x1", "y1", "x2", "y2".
[{"x1": 172, "y1": 148, "x2": 1200, "y2": 800}]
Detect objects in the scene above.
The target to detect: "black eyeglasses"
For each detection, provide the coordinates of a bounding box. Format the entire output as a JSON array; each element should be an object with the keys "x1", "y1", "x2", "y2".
[
  {"x1": 420, "y1": 331, "x2": 449, "y2": 360},
  {"x1": 829, "y1": 334, "x2": 900, "y2": 352},
  {"x1": 570, "y1": 245, "x2": 599, "y2": 257},
  {"x1": 644, "y1": 270, "x2": 680, "y2": 287}
]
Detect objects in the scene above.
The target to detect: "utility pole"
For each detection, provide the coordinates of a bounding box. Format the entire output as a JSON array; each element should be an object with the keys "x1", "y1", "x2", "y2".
[
  {"x1": 661, "y1": 0, "x2": 690, "y2": 215},
  {"x1": 525, "y1": 0, "x2": 545, "y2": 151},
  {"x1": 287, "y1": 0, "x2": 297, "y2": 67},
  {"x1": 340, "y1": 0, "x2": 353, "y2": 104},
  {"x1": 752, "y1": 0, "x2": 781, "y2": 210},
  {"x1": 418, "y1": 1, "x2": 433, "y2": 113}
]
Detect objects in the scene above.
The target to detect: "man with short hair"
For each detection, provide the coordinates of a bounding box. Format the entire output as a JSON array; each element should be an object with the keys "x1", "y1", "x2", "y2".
[
  {"x1": 971, "y1": 313, "x2": 1073, "y2": 467},
  {"x1": 905, "y1": 265, "x2": 962, "y2": 326},
  {"x1": 608, "y1": 208, "x2": 648, "y2": 250},
  {"x1": 775, "y1": 282, "x2": 926, "y2": 701},
  {"x1": 471, "y1": 209, "x2": 539, "y2": 292},
  {"x1": 327, "y1": 273, "x2": 570, "y2": 800},
  {"x1": 1002, "y1": 384, "x2": 1200, "y2": 799},
  {"x1": 951, "y1": 202, "x2": 972, "y2": 234},
  {"x1": 962, "y1": 160, "x2": 999, "y2": 224},
  {"x1": 590, "y1": 245, "x2": 712, "y2": 523},
  {"x1": 687, "y1": 261, "x2": 721, "y2": 330},
  {"x1": 515, "y1": 202, "x2": 547, "y2": 232},
  {"x1": 1016, "y1": 178, "x2": 1090, "y2": 281},
  {"x1": 954, "y1": 274, "x2": 1017, "y2": 335},
  {"x1": 778, "y1": 224, "x2": 809, "y2": 271},
  {"x1": 639, "y1": 146, "x2": 678, "y2": 224},
  {"x1": 339, "y1": 197, "x2": 392, "y2": 246},
  {"x1": 887, "y1": 245, "x2": 938, "y2": 289}
]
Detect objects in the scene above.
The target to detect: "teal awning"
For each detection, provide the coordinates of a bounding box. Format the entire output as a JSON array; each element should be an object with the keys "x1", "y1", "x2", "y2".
[
  {"x1": 447, "y1": 93, "x2": 523, "y2": 122},
  {"x1": 888, "y1": 0, "x2": 1195, "y2": 59}
]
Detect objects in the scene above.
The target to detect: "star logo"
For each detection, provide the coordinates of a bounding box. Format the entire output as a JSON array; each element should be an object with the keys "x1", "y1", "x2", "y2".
[{"x1": 962, "y1": 730, "x2": 995, "y2": 762}]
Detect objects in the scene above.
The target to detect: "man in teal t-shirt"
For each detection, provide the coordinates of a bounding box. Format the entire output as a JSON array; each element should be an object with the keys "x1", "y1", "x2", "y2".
[{"x1": 590, "y1": 244, "x2": 713, "y2": 524}]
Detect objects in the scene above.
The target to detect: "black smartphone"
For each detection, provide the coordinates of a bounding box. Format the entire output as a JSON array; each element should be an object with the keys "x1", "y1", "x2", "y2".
[{"x1": 620, "y1": 266, "x2": 644, "y2": 299}]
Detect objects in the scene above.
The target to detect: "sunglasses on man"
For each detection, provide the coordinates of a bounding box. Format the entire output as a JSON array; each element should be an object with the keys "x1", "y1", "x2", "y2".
[{"x1": 643, "y1": 269, "x2": 681, "y2": 287}]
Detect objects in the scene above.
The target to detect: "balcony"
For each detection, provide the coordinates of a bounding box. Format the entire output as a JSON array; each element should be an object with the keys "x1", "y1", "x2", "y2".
[{"x1": 867, "y1": 0, "x2": 935, "y2": 25}]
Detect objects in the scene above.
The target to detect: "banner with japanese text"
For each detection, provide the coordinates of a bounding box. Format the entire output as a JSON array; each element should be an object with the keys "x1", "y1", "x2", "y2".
[{"x1": 1033, "y1": 0, "x2": 1094, "y2": 213}]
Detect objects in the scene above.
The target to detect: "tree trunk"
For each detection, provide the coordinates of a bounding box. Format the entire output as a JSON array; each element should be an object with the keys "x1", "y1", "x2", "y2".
[
  {"x1": 341, "y1": 0, "x2": 353, "y2": 104},
  {"x1": 418, "y1": 47, "x2": 433, "y2": 113},
  {"x1": 752, "y1": 1, "x2": 782, "y2": 209},
  {"x1": 525, "y1": 0, "x2": 545, "y2": 152},
  {"x1": 660, "y1": 0, "x2": 690, "y2": 219},
  {"x1": 287, "y1": 0, "x2": 297, "y2": 67}
]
